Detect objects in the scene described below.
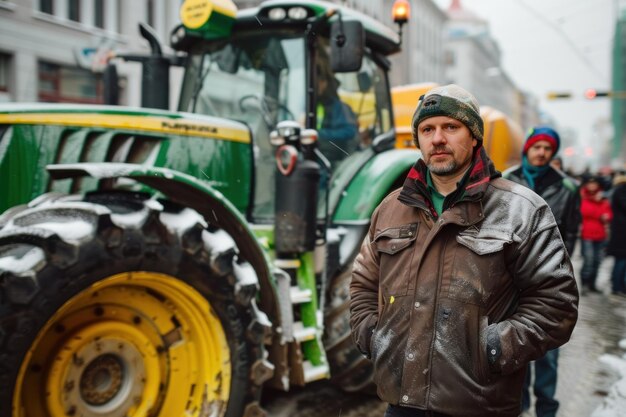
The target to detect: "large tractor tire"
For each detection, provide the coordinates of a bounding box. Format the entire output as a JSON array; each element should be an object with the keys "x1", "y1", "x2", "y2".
[
  {"x1": 323, "y1": 263, "x2": 375, "y2": 393},
  {"x1": 0, "y1": 191, "x2": 270, "y2": 417}
]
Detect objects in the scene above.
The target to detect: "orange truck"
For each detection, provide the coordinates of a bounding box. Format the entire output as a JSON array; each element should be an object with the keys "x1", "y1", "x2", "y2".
[{"x1": 391, "y1": 83, "x2": 523, "y2": 171}]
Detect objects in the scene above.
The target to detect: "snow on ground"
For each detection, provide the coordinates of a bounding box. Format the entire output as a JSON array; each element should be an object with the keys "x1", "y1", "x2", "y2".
[{"x1": 590, "y1": 339, "x2": 626, "y2": 417}]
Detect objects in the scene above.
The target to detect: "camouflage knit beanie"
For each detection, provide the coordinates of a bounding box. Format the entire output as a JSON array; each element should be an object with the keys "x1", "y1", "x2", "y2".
[{"x1": 411, "y1": 84, "x2": 484, "y2": 148}]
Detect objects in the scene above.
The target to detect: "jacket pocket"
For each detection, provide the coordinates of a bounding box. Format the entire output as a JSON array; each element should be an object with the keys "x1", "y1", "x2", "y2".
[
  {"x1": 456, "y1": 228, "x2": 511, "y2": 254},
  {"x1": 373, "y1": 223, "x2": 418, "y2": 296},
  {"x1": 373, "y1": 223, "x2": 418, "y2": 254},
  {"x1": 449, "y1": 229, "x2": 512, "y2": 305}
]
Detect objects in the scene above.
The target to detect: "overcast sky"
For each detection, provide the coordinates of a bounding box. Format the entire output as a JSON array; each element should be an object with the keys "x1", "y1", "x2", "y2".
[{"x1": 433, "y1": 0, "x2": 618, "y2": 170}]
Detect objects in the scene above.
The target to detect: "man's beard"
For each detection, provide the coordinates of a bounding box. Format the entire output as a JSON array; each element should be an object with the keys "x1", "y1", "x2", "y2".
[
  {"x1": 427, "y1": 146, "x2": 458, "y2": 176},
  {"x1": 427, "y1": 160, "x2": 458, "y2": 176}
]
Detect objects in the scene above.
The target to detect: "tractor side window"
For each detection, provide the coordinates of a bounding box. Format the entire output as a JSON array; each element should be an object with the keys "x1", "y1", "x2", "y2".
[
  {"x1": 335, "y1": 56, "x2": 392, "y2": 150},
  {"x1": 314, "y1": 49, "x2": 359, "y2": 170},
  {"x1": 313, "y1": 50, "x2": 393, "y2": 173}
]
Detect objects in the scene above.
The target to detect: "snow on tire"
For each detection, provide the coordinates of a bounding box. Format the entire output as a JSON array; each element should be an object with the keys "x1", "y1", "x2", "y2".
[{"x1": 0, "y1": 191, "x2": 269, "y2": 417}]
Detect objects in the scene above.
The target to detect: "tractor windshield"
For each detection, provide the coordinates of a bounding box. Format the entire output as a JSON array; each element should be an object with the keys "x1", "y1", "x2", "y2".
[
  {"x1": 179, "y1": 32, "x2": 394, "y2": 222},
  {"x1": 180, "y1": 34, "x2": 305, "y2": 133}
]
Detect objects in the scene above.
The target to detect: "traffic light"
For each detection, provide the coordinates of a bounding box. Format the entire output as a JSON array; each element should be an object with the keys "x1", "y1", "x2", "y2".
[
  {"x1": 546, "y1": 91, "x2": 572, "y2": 100},
  {"x1": 584, "y1": 88, "x2": 611, "y2": 99}
]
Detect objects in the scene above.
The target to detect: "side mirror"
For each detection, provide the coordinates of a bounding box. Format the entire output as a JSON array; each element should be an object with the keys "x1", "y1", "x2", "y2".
[
  {"x1": 372, "y1": 129, "x2": 397, "y2": 153},
  {"x1": 330, "y1": 20, "x2": 364, "y2": 73}
]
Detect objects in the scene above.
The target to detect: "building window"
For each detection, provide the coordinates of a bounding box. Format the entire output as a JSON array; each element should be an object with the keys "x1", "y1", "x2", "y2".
[
  {"x1": 0, "y1": 53, "x2": 10, "y2": 93},
  {"x1": 68, "y1": 0, "x2": 80, "y2": 22},
  {"x1": 146, "y1": 0, "x2": 154, "y2": 28},
  {"x1": 94, "y1": 0, "x2": 104, "y2": 28},
  {"x1": 38, "y1": 61, "x2": 103, "y2": 104},
  {"x1": 39, "y1": 0, "x2": 53, "y2": 14}
]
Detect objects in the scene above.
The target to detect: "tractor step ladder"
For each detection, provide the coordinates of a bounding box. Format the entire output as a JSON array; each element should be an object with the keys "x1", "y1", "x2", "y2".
[
  {"x1": 275, "y1": 258, "x2": 330, "y2": 386},
  {"x1": 290, "y1": 285, "x2": 312, "y2": 304},
  {"x1": 303, "y1": 360, "x2": 330, "y2": 382},
  {"x1": 292, "y1": 320, "x2": 316, "y2": 342},
  {"x1": 291, "y1": 284, "x2": 329, "y2": 382}
]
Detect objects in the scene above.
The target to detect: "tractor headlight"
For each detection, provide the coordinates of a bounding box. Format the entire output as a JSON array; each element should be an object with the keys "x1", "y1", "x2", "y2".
[
  {"x1": 268, "y1": 7, "x2": 287, "y2": 21},
  {"x1": 287, "y1": 7, "x2": 308, "y2": 20}
]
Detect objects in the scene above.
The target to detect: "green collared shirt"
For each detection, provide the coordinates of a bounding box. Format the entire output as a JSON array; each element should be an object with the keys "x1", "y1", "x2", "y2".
[
  {"x1": 426, "y1": 171, "x2": 468, "y2": 216},
  {"x1": 426, "y1": 171, "x2": 446, "y2": 216}
]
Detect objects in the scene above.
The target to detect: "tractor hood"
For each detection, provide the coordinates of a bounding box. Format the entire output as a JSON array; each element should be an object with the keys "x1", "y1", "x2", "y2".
[
  {"x1": 0, "y1": 103, "x2": 254, "y2": 216},
  {"x1": 0, "y1": 103, "x2": 251, "y2": 143}
]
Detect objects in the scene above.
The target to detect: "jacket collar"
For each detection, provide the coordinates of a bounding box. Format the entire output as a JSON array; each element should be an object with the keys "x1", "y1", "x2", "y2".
[{"x1": 398, "y1": 146, "x2": 501, "y2": 218}]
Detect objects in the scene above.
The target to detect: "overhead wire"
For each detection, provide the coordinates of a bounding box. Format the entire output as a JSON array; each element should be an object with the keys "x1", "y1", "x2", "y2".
[{"x1": 516, "y1": 0, "x2": 609, "y2": 84}]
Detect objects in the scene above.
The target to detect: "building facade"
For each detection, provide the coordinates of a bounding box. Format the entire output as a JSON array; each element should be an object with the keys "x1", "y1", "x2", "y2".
[
  {"x1": 0, "y1": 0, "x2": 183, "y2": 107},
  {"x1": 441, "y1": 0, "x2": 521, "y2": 124},
  {"x1": 381, "y1": 0, "x2": 447, "y2": 87}
]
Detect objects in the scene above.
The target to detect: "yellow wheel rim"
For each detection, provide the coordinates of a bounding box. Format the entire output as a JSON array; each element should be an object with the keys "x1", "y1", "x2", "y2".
[{"x1": 13, "y1": 272, "x2": 231, "y2": 417}]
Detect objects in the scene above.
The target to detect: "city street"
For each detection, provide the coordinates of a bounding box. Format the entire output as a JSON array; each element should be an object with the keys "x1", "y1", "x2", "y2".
[
  {"x1": 1, "y1": 2, "x2": 624, "y2": 417},
  {"x1": 263, "y1": 249, "x2": 626, "y2": 417}
]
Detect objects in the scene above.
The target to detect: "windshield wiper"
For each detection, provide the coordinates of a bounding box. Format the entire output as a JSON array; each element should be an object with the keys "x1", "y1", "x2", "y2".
[{"x1": 189, "y1": 54, "x2": 213, "y2": 113}]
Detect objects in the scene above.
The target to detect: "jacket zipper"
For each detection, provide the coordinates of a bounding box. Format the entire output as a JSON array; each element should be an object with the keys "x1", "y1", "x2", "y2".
[{"x1": 423, "y1": 225, "x2": 450, "y2": 408}]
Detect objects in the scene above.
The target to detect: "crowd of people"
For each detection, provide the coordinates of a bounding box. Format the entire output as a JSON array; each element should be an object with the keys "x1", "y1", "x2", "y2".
[{"x1": 559, "y1": 167, "x2": 626, "y2": 298}]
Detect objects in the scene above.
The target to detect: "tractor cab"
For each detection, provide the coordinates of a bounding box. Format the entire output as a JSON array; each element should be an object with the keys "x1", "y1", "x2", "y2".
[{"x1": 173, "y1": 0, "x2": 401, "y2": 222}]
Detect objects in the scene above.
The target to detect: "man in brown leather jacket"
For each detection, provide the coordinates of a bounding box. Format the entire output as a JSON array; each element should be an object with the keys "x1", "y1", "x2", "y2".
[{"x1": 349, "y1": 84, "x2": 579, "y2": 417}]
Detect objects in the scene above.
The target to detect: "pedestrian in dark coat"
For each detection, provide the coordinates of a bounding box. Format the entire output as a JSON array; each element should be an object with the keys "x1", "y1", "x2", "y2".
[
  {"x1": 350, "y1": 84, "x2": 578, "y2": 417},
  {"x1": 503, "y1": 126, "x2": 581, "y2": 417},
  {"x1": 504, "y1": 128, "x2": 581, "y2": 255},
  {"x1": 607, "y1": 172, "x2": 626, "y2": 295}
]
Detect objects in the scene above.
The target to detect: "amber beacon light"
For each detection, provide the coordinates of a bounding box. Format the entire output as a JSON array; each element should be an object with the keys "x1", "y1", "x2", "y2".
[
  {"x1": 392, "y1": 0, "x2": 410, "y2": 43},
  {"x1": 392, "y1": 0, "x2": 411, "y2": 25}
]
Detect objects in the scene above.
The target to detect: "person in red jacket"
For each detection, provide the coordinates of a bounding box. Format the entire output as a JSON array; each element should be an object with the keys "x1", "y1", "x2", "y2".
[{"x1": 580, "y1": 176, "x2": 613, "y2": 293}]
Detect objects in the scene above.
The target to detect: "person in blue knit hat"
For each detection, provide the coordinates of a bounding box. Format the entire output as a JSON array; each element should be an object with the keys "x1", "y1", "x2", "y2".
[{"x1": 503, "y1": 126, "x2": 581, "y2": 417}]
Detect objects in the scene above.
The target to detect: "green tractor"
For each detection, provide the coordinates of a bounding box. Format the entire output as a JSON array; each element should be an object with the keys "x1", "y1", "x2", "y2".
[{"x1": 0, "y1": 0, "x2": 418, "y2": 416}]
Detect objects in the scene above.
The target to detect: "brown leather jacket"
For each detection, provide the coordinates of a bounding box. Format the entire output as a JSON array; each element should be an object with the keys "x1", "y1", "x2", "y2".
[{"x1": 350, "y1": 149, "x2": 578, "y2": 417}]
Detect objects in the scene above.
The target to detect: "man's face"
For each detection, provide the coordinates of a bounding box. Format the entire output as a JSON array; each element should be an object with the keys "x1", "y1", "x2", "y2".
[
  {"x1": 416, "y1": 116, "x2": 477, "y2": 176},
  {"x1": 526, "y1": 140, "x2": 554, "y2": 167}
]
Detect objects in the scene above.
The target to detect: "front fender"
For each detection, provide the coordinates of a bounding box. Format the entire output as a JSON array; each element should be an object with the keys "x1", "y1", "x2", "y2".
[
  {"x1": 333, "y1": 149, "x2": 420, "y2": 222},
  {"x1": 46, "y1": 162, "x2": 278, "y2": 321}
]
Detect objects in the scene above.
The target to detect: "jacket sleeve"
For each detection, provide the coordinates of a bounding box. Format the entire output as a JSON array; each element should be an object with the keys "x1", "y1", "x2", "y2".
[
  {"x1": 486, "y1": 204, "x2": 579, "y2": 375},
  {"x1": 349, "y1": 208, "x2": 381, "y2": 359}
]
